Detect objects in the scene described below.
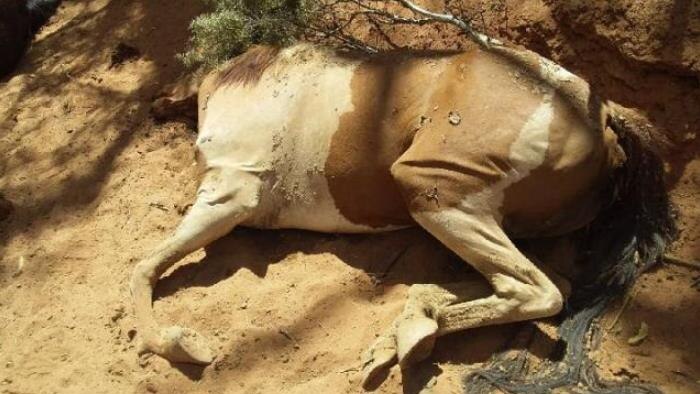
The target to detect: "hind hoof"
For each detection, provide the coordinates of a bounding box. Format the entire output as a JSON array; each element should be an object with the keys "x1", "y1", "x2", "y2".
[
  {"x1": 360, "y1": 335, "x2": 397, "y2": 390},
  {"x1": 149, "y1": 326, "x2": 214, "y2": 365},
  {"x1": 396, "y1": 316, "x2": 438, "y2": 368}
]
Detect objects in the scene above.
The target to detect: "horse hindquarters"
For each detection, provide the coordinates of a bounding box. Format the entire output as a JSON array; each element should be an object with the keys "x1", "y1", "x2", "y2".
[{"x1": 130, "y1": 168, "x2": 262, "y2": 365}]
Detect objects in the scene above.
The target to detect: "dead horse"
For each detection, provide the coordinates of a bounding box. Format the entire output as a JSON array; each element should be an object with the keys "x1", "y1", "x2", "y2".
[{"x1": 131, "y1": 43, "x2": 669, "y2": 388}]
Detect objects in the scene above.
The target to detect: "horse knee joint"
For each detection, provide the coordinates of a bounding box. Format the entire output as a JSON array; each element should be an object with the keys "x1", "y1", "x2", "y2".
[
  {"x1": 533, "y1": 287, "x2": 564, "y2": 317},
  {"x1": 542, "y1": 289, "x2": 564, "y2": 316},
  {"x1": 131, "y1": 261, "x2": 156, "y2": 288}
]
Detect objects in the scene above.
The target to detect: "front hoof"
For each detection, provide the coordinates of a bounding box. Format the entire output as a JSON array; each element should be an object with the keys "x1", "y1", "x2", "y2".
[
  {"x1": 396, "y1": 316, "x2": 438, "y2": 368},
  {"x1": 155, "y1": 326, "x2": 214, "y2": 365},
  {"x1": 360, "y1": 335, "x2": 397, "y2": 390}
]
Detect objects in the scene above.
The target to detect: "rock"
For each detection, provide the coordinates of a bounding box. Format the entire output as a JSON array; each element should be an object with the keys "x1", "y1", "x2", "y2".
[
  {"x1": 109, "y1": 43, "x2": 140, "y2": 68},
  {"x1": 627, "y1": 322, "x2": 649, "y2": 346},
  {"x1": 12, "y1": 256, "x2": 24, "y2": 277},
  {"x1": 111, "y1": 305, "x2": 126, "y2": 323},
  {"x1": 448, "y1": 111, "x2": 461, "y2": 126}
]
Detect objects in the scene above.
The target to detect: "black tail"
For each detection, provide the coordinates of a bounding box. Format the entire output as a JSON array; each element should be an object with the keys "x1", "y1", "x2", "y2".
[
  {"x1": 464, "y1": 106, "x2": 677, "y2": 394},
  {"x1": 0, "y1": 0, "x2": 61, "y2": 77},
  {"x1": 26, "y1": 0, "x2": 61, "y2": 33}
]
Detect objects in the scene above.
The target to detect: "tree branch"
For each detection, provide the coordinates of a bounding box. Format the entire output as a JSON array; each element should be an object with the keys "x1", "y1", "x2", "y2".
[
  {"x1": 309, "y1": 0, "x2": 503, "y2": 54},
  {"x1": 394, "y1": 0, "x2": 501, "y2": 48}
]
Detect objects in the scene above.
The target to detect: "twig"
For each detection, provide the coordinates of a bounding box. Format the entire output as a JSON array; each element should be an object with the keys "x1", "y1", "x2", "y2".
[
  {"x1": 395, "y1": 0, "x2": 501, "y2": 48},
  {"x1": 148, "y1": 202, "x2": 169, "y2": 212},
  {"x1": 339, "y1": 364, "x2": 361, "y2": 373},
  {"x1": 367, "y1": 17, "x2": 401, "y2": 49},
  {"x1": 306, "y1": 23, "x2": 379, "y2": 54},
  {"x1": 663, "y1": 254, "x2": 700, "y2": 270},
  {"x1": 378, "y1": 246, "x2": 409, "y2": 280},
  {"x1": 312, "y1": 0, "x2": 504, "y2": 54},
  {"x1": 605, "y1": 286, "x2": 639, "y2": 332}
]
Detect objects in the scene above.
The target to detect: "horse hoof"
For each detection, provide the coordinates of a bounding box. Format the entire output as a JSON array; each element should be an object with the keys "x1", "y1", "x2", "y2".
[
  {"x1": 396, "y1": 316, "x2": 438, "y2": 368},
  {"x1": 158, "y1": 326, "x2": 214, "y2": 365},
  {"x1": 361, "y1": 336, "x2": 397, "y2": 390}
]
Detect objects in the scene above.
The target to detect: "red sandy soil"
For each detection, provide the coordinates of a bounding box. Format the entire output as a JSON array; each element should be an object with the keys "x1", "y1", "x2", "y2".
[{"x1": 0, "y1": 1, "x2": 698, "y2": 393}]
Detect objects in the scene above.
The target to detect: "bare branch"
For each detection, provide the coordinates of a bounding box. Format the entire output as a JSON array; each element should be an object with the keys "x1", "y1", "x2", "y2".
[
  {"x1": 306, "y1": 22, "x2": 380, "y2": 54},
  {"x1": 357, "y1": 8, "x2": 437, "y2": 26},
  {"x1": 395, "y1": 0, "x2": 501, "y2": 48},
  {"x1": 307, "y1": 0, "x2": 505, "y2": 54},
  {"x1": 367, "y1": 17, "x2": 402, "y2": 49}
]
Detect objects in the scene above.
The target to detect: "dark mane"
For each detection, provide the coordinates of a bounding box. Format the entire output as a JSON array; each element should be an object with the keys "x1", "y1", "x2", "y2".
[{"x1": 216, "y1": 45, "x2": 280, "y2": 88}]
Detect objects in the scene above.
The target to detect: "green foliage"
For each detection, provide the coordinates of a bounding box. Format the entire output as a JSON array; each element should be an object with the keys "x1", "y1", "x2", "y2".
[{"x1": 179, "y1": 0, "x2": 318, "y2": 69}]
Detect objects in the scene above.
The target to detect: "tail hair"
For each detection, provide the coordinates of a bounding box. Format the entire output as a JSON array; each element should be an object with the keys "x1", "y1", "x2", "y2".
[
  {"x1": 25, "y1": 0, "x2": 62, "y2": 33},
  {"x1": 464, "y1": 104, "x2": 677, "y2": 394},
  {"x1": 606, "y1": 104, "x2": 677, "y2": 271}
]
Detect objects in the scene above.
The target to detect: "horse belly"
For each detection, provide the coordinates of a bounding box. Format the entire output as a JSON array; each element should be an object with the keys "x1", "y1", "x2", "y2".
[
  {"x1": 247, "y1": 172, "x2": 404, "y2": 233},
  {"x1": 243, "y1": 126, "x2": 411, "y2": 233}
]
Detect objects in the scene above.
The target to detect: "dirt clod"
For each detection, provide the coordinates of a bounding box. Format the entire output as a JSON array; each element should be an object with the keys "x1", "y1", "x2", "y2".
[
  {"x1": 111, "y1": 306, "x2": 126, "y2": 323},
  {"x1": 110, "y1": 43, "x2": 141, "y2": 68},
  {"x1": 447, "y1": 111, "x2": 461, "y2": 126},
  {"x1": 627, "y1": 322, "x2": 649, "y2": 346}
]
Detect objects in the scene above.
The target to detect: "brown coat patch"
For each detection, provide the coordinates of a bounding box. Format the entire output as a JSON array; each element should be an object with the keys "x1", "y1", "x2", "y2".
[
  {"x1": 324, "y1": 56, "x2": 443, "y2": 228},
  {"x1": 216, "y1": 45, "x2": 280, "y2": 87},
  {"x1": 390, "y1": 49, "x2": 614, "y2": 237},
  {"x1": 391, "y1": 50, "x2": 543, "y2": 213},
  {"x1": 501, "y1": 96, "x2": 611, "y2": 238}
]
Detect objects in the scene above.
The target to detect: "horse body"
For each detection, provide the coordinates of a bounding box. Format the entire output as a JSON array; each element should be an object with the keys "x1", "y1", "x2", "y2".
[
  {"x1": 131, "y1": 43, "x2": 628, "y2": 387},
  {"x1": 197, "y1": 44, "x2": 620, "y2": 236}
]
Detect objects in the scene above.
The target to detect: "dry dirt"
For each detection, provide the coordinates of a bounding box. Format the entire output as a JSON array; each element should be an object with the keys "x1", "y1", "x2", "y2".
[{"x1": 0, "y1": 1, "x2": 698, "y2": 394}]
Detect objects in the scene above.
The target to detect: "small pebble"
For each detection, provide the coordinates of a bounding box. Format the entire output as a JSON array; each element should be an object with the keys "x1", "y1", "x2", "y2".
[{"x1": 448, "y1": 111, "x2": 461, "y2": 125}]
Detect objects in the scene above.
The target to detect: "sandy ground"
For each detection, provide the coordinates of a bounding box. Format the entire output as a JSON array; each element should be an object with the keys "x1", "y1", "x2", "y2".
[{"x1": 0, "y1": 1, "x2": 698, "y2": 394}]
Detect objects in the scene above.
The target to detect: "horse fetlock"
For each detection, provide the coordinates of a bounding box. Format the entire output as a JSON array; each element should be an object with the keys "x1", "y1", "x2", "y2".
[
  {"x1": 140, "y1": 326, "x2": 215, "y2": 365},
  {"x1": 396, "y1": 315, "x2": 438, "y2": 368},
  {"x1": 360, "y1": 334, "x2": 398, "y2": 390}
]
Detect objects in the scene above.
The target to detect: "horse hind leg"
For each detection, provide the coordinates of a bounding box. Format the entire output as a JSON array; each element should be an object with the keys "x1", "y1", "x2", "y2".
[
  {"x1": 130, "y1": 169, "x2": 261, "y2": 364},
  {"x1": 361, "y1": 281, "x2": 491, "y2": 388},
  {"x1": 411, "y1": 208, "x2": 563, "y2": 351},
  {"x1": 361, "y1": 208, "x2": 564, "y2": 386}
]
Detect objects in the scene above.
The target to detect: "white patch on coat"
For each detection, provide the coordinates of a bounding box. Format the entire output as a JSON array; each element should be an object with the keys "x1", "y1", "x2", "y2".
[
  {"x1": 412, "y1": 90, "x2": 556, "y2": 279},
  {"x1": 459, "y1": 90, "x2": 555, "y2": 219},
  {"x1": 196, "y1": 45, "x2": 397, "y2": 233}
]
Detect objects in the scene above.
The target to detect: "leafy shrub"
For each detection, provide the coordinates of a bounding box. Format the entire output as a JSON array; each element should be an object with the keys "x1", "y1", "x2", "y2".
[{"x1": 179, "y1": 0, "x2": 318, "y2": 69}]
